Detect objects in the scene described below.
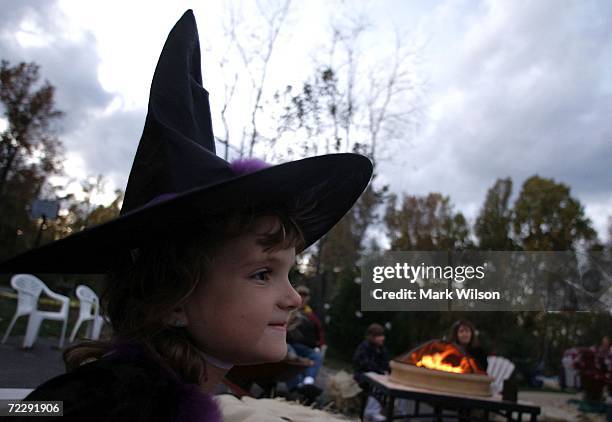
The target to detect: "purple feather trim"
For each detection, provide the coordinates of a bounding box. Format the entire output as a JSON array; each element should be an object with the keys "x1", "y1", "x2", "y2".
[
  {"x1": 176, "y1": 383, "x2": 223, "y2": 422},
  {"x1": 105, "y1": 338, "x2": 223, "y2": 422},
  {"x1": 139, "y1": 159, "x2": 270, "y2": 209},
  {"x1": 229, "y1": 158, "x2": 271, "y2": 175}
]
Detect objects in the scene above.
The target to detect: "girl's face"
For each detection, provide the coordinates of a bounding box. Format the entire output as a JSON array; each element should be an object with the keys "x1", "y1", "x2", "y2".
[
  {"x1": 457, "y1": 325, "x2": 472, "y2": 346},
  {"x1": 182, "y1": 216, "x2": 302, "y2": 365}
]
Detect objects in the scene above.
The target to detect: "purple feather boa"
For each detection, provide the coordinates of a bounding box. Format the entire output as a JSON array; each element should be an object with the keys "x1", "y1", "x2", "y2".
[
  {"x1": 105, "y1": 338, "x2": 223, "y2": 422},
  {"x1": 229, "y1": 158, "x2": 271, "y2": 175}
]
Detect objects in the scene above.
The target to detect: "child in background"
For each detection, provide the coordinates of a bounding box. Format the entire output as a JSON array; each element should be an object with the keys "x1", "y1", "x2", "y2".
[
  {"x1": 286, "y1": 286, "x2": 325, "y2": 385},
  {"x1": 285, "y1": 285, "x2": 326, "y2": 402},
  {"x1": 353, "y1": 323, "x2": 390, "y2": 422},
  {"x1": 0, "y1": 10, "x2": 373, "y2": 422}
]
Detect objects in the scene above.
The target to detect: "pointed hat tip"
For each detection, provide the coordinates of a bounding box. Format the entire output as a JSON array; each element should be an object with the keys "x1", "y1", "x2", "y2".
[
  {"x1": 169, "y1": 9, "x2": 196, "y2": 33},
  {"x1": 180, "y1": 9, "x2": 195, "y2": 23}
]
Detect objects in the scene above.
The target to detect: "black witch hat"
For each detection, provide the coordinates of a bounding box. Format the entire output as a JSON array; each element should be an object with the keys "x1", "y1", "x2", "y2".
[{"x1": 0, "y1": 10, "x2": 372, "y2": 274}]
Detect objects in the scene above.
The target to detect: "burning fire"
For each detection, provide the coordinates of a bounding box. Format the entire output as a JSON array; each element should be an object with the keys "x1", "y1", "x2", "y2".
[
  {"x1": 415, "y1": 349, "x2": 474, "y2": 373},
  {"x1": 399, "y1": 340, "x2": 485, "y2": 374}
]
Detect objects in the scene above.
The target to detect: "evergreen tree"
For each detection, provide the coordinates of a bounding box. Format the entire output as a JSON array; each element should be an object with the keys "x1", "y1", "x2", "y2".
[{"x1": 475, "y1": 177, "x2": 515, "y2": 250}]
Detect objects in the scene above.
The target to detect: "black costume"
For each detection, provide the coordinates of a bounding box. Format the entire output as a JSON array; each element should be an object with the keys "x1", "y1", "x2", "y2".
[
  {"x1": 352, "y1": 339, "x2": 390, "y2": 389},
  {"x1": 457, "y1": 343, "x2": 489, "y2": 372},
  {"x1": 18, "y1": 339, "x2": 221, "y2": 422}
]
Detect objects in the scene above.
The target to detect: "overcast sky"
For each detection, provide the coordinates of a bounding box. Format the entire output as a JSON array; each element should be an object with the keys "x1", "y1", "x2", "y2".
[{"x1": 1, "y1": 0, "x2": 611, "y2": 243}]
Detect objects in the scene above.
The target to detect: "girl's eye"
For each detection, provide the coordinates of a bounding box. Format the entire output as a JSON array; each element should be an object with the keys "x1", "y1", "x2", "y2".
[{"x1": 251, "y1": 269, "x2": 271, "y2": 282}]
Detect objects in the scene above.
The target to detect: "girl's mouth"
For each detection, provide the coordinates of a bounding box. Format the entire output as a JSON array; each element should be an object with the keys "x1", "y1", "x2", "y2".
[{"x1": 267, "y1": 322, "x2": 287, "y2": 331}]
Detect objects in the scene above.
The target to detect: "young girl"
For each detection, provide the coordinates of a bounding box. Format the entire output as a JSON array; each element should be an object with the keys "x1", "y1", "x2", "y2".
[{"x1": 1, "y1": 10, "x2": 372, "y2": 422}]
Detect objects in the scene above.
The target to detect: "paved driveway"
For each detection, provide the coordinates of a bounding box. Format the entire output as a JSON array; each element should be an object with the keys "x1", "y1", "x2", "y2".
[{"x1": 0, "y1": 335, "x2": 65, "y2": 388}]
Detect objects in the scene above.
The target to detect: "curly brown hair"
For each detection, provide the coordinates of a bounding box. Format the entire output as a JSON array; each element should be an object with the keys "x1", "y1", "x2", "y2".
[
  {"x1": 63, "y1": 207, "x2": 305, "y2": 385},
  {"x1": 448, "y1": 319, "x2": 480, "y2": 348}
]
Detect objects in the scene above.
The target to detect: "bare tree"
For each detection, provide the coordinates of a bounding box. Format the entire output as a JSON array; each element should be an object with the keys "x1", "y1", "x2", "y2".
[
  {"x1": 216, "y1": 61, "x2": 239, "y2": 160},
  {"x1": 366, "y1": 27, "x2": 426, "y2": 166},
  {"x1": 278, "y1": 13, "x2": 425, "y2": 165},
  {"x1": 218, "y1": 0, "x2": 293, "y2": 159},
  {"x1": 271, "y1": 12, "x2": 426, "y2": 307}
]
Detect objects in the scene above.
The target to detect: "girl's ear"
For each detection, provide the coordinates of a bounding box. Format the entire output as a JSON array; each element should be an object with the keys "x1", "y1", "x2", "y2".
[{"x1": 165, "y1": 306, "x2": 189, "y2": 328}]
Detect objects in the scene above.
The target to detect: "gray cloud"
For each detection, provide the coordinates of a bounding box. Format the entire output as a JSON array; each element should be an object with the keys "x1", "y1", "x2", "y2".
[
  {"x1": 0, "y1": 0, "x2": 113, "y2": 128},
  {"x1": 381, "y1": 0, "x2": 612, "y2": 239},
  {"x1": 0, "y1": 0, "x2": 135, "y2": 190},
  {"x1": 65, "y1": 108, "x2": 144, "y2": 182}
]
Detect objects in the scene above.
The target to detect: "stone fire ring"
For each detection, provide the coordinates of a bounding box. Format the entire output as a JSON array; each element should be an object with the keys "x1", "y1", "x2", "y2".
[{"x1": 389, "y1": 360, "x2": 494, "y2": 397}]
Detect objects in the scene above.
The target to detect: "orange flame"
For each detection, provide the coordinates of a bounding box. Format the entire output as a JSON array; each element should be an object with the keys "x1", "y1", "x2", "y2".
[{"x1": 415, "y1": 349, "x2": 473, "y2": 374}]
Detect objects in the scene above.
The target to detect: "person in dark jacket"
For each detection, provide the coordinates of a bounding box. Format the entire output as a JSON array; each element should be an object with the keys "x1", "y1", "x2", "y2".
[
  {"x1": 353, "y1": 323, "x2": 390, "y2": 422},
  {"x1": 448, "y1": 319, "x2": 488, "y2": 372},
  {"x1": 353, "y1": 323, "x2": 390, "y2": 387}
]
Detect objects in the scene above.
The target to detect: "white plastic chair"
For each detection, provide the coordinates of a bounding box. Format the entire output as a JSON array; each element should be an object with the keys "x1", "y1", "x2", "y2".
[
  {"x1": 487, "y1": 356, "x2": 516, "y2": 395},
  {"x1": 1, "y1": 274, "x2": 70, "y2": 348},
  {"x1": 69, "y1": 285, "x2": 105, "y2": 342}
]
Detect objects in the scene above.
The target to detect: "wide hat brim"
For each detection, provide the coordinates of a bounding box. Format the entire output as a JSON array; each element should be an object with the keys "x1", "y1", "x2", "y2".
[{"x1": 0, "y1": 153, "x2": 372, "y2": 274}]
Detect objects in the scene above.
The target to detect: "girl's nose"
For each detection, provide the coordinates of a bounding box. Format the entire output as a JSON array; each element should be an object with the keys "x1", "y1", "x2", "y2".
[{"x1": 283, "y1": 283, "x2": 302, "y2": 311}]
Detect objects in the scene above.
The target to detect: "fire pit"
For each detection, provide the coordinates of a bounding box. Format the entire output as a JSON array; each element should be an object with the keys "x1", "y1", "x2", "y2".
[{"x1": 389, "y1": 340, "x2": 494, "y2": 397}]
